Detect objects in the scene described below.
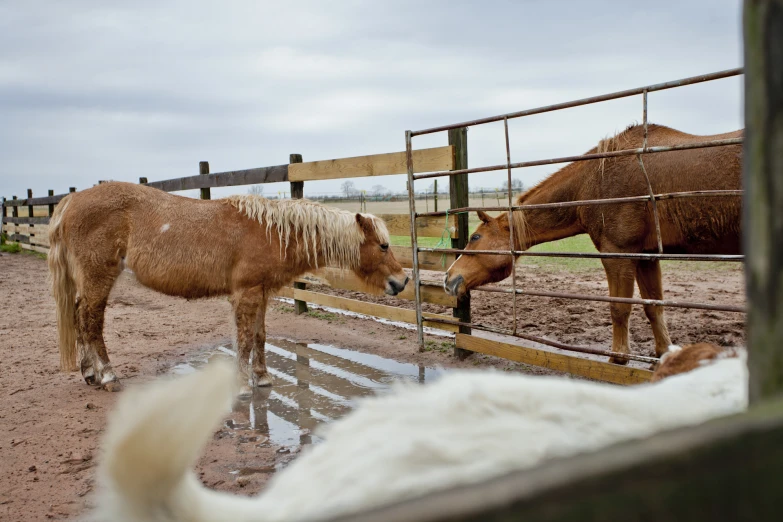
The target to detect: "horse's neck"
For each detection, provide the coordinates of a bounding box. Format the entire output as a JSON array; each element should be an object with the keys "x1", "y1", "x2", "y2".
[
  {"x1": 513, "y1": 164, "x2": 585, "y2": 249},
  {"x1": 287, "y1": 231, "x2": 356, "y2": 275}
]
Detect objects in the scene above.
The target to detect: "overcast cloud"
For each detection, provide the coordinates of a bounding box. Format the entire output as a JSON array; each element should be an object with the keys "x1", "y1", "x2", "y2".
[{"x1": 0, "y1": 0, "x2": 743, "y2": 200}]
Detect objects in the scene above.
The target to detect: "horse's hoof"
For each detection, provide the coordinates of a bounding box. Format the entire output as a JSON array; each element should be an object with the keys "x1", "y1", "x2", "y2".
[
  {"x1": 102, "y1": 380, "x2": 123, "y2": 392},
  {"x1": 608, "y1": 356, "x2": 630, "y2": 366},
  {"x1": 254, "y1": 373, "x2": 273, "y2": 387},
  {"x1": 238, "y1": 385, "x2": 253, "y2": 397},
  {"x1": 83, "y1": 372, "x2": 97, "y2": 386}
]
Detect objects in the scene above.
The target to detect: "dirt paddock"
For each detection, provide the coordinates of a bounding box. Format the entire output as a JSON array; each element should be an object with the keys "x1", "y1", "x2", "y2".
[{"x1": 0, "y1": 252, "x2": 745, "y2": 520}]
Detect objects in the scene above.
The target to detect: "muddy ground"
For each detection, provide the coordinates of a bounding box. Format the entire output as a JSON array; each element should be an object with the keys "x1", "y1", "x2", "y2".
[{"x1": 0, "y1": 253, "x2": 745, "y2": 521}]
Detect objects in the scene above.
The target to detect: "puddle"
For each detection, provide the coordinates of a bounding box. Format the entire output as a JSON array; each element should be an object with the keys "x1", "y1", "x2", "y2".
[{"x1": 171, "y1": 338, "x2": 445, "y2": 457}]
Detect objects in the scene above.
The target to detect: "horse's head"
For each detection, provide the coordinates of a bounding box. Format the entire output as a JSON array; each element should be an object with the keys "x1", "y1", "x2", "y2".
[
  {"x1": 444, "y1": 211, "x2": 515, "y2": 297},
  {"x1": 354, "y1": 214, "x2": 409, "y2": 296}
]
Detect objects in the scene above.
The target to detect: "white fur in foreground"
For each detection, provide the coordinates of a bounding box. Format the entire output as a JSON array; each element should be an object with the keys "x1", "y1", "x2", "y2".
[{"x1": 94, "y1": 356, "x2": 747, "y2": 522}]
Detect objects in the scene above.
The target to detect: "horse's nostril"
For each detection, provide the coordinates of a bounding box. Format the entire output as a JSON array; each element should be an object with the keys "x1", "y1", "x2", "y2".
[{"x1": 404, "y1": 276, "x2": 410, "y2": 287}]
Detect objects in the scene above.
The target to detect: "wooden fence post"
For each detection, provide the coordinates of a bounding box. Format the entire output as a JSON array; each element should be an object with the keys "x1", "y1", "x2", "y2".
[
  {"x1": 139, "y1": 177, "x2": 148, "y2": 184},
  {"x1": 199, "y1": 161, "x2": 210, "y2": 200},
  {"x1": 434, "y1": 179, "x2": 438, "y2": 212},
  {"x1": 449, "y1": 127, "x2": 472, "y2": 358},
  {"x1": 290, "y1": 153, "x2": 308, "y2": 315},
  {"x1": 744, "y1": 0, "x2": 783, "y2": 404},
  {"x1": 48, "y1": 189, "x2": 55, "y2": 216},
  {"x1": 27, "y1": 189, "x2": 33, "y2": 219},
  {"x1": 69, "y1": 187, "x2": 76, "y2": 193}
]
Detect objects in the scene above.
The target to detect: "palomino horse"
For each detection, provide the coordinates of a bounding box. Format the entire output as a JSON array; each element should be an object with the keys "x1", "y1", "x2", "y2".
[
  {"x1": 48, "y1": 182, "x2": 408, "y2": 392},
  {"x1": 444, "y1": 124, "x2": 741, "y2": 363}
]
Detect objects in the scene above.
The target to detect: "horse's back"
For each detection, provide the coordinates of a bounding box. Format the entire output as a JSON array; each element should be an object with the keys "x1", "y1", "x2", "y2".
[
  {"x1": 587, "y1": 126, "x2": 742, "y2": 255},
  {"x1": 58, "y1": 182, "x2": 245, "y2": 297}
]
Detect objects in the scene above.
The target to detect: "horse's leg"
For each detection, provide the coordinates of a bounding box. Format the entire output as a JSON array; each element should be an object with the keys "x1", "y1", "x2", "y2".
[
  {"x1": 252, "y1": 292, "x2": 272, "y2": 387},
  {"x1": 232, "y1": 286, "x2": 267, "y2": 396},
  {"x1": 636, "y1": 260, "x2": 672, "y2": 357},
  {"x1": 76, "y1": 279, "x2": 121, "y2": 391},
  {"x1": 600, "y1": 258, "x2": 638, "y2": 365}
]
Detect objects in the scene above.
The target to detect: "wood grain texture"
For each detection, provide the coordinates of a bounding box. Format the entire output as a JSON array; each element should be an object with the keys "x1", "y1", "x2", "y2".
[
  {"x1": 456, "y1": 334, "x2": 652, "y2": 385},
  {"x1": 20, "y1": 243, "x2": 47, "y2": 254},
  {"x1": 288, "y1": 288, "x2": 458, "y2": 332},
  {"x1": 2, "y1": 216, "x2": 51, "y2": 225},
  {"x1": 378, "y1": 213, "x2": 457, "y2": 238},
  {"x1": 288, "y1": 146, "x2": 455, "y2": 181},
  {"x1": 145, "y1": 165, "x2": 289, "y2": 192},
  {"x1": 744, "y1": 0, "x2": 783, "y2": 403},
  {"x1": 297, "y1": 267, "x2": 457, "y2": 307},
  {"x1": 5, "y1": 194, "x2": 67, "y2": 207},
  {"x1": 393, "y1": 246, "x2": 456, "y2": 272}
]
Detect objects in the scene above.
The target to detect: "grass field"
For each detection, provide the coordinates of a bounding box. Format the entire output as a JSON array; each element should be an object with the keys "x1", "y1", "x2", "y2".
[{"x1": 390, "y1": 232, "x2": 740, "y2": 273}]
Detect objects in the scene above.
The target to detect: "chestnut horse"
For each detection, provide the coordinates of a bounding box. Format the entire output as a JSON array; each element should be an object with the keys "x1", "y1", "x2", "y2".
[
  {"x1": 48, "y1": 182, "x2": 408, "y2": 392},
  {"x1": 444, "y1": 124, "x2": 741, "y2": 363}
]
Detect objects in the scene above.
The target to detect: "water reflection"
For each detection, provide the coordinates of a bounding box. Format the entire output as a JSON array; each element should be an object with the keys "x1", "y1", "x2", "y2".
[{"x1": 173, "y1": 338, "x2": 445, "y2": 452}]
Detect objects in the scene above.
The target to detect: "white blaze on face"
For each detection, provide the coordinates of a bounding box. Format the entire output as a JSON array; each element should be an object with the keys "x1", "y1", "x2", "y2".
[
  {"x1": 160, "y1": 224, "x2": 170, "y2": 233},
  {"x1": 444, "y1": 255, "x2": 463, "y2": 290},
  {"x1": 446, "y1": 255, "x2": 462, "y2": 273}
]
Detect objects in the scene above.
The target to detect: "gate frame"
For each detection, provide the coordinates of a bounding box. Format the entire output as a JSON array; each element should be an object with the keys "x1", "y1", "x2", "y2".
[{"x1": 405, "y1": 68, "x2": 745, "y2": 380}]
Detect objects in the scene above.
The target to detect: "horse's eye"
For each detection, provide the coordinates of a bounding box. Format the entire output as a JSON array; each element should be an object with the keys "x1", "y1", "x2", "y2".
[
  {"x1": 380, "y1": 243, "x2": 389, "y2": 251},
  {"x1": 471, "y1": 234, "x2": 481, "y2": 242}
]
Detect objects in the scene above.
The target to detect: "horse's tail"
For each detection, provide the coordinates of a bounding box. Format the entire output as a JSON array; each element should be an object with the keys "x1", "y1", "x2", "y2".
[
  {"x1": 48, "y1": 195, "x2": 78, "y2": 372},
  {"x1": 97, "y1": 360, "x2": 243, "y2": 521}
]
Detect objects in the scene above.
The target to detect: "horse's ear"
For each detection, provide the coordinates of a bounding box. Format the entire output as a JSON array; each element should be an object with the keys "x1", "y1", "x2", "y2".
[
  {"x1": 355, "y1": 213, "x2": 372, "y2": 232},
  {"x1": 477, "y1": 210, "x2": 492, "y2": 224}
]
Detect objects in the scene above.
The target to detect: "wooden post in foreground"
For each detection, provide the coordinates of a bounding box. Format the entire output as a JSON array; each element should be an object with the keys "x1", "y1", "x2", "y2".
[
  {"x1": 744, "y1": 0, "x2": 783, "y2": 404},
  {"x1": 27, "y1": 189, "x2": 33, "y2": 219},
  {"x1": 199, "y1": 161, "x2": 210, "y2": 200},
  {"x1": 290, "y1": 153, "x2": 308, "y2": 315},
  {"x1": 48, "y1": 190, "x2": 54, "y2": 216},
  {"x1": 449, "y1": 127, "x2": 472, "y2": 358}
]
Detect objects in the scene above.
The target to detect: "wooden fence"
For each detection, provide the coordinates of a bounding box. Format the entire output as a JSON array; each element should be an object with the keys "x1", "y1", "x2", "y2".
[{"x1": 1, "y1": 144, "x2": 469, "y2": 335}]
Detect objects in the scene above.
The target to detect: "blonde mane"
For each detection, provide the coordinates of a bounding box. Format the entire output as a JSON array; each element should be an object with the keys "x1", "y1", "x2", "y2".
[{"x1": 227, "y1": 195, "x2": 390, "y2": 269}]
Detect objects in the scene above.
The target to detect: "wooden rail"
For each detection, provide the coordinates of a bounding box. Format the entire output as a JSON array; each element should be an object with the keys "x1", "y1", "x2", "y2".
[
  {"x1": 456, "y1": 334, "x2": 653, "y2": 385},
  {"x1": 288, "y1": 146, "x2": 454, "y2": 181}
]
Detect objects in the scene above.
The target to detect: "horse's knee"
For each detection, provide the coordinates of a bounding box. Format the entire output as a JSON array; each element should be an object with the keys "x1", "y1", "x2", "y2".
[{"x1": 609, "y1": 303, "x2": 632, "y2": 324}]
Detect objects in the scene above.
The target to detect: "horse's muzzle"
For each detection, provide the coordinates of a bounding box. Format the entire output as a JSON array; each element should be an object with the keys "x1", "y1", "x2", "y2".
[
  {"x1": 385, "y1": 276, "x2": 409, "y2": 296},
  {"x1": 443, "y1": 274, "x2": 464, "y2": 297}
]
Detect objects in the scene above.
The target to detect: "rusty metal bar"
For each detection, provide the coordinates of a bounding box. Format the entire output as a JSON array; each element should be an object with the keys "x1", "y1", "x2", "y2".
[
  {"x1": 413, "y1": 137, "x2": 743, "y2": 181},
  {"x1": 411, "y1": 68, "x2": 742, "y2": 136},
  {"x1": 636, "y1": 88, "x2": 664, "y2": 253},
  {"x1": 424, "y1": 317, "x2": 659, "y2": 364},
  {"x1": 405, "y1": 130, "x2": 425, "y2": 350},
  {"x1": 473, "y1": 285, "x2": 746, "y2": 313},
  {"x1": 504, "y1": 116, "x2": 519, "y2": 336},
  {"x1": 418, "y1": 247, "x2": 743, "y2": 262},
  {"x1": 418, "y1": 190, "x2": 742, "y2": 217}
]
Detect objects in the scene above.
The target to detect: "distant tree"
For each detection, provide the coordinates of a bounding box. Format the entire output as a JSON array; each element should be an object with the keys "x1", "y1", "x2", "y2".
[
  {"x1": 341, "y1": 180, "x2": 357, "y2": 197},
  {"x1": 371, "y1": 184, "x2": 387, "y2": 196},
  {"x1": 501, "y1": 178, "x2": 524, "y2": 192},
  {"x1": 247, "y1": 185, "x2": 264, "y2": 196},
  {"x1": 426, "y1": 180, "x2": 449, "y2": 194}
]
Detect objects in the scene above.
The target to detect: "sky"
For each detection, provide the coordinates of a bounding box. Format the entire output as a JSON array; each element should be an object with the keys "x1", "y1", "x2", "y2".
[{"x1": 0, "y1": 0, "x2": 744, "y2": 201}]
